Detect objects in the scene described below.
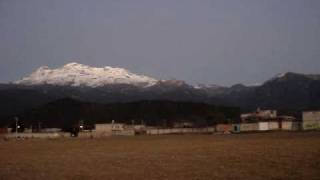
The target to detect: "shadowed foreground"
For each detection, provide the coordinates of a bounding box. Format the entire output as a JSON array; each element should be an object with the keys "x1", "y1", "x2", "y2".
[{"x1": 0, "y1": 132, "x2": 320, "y2": 180}]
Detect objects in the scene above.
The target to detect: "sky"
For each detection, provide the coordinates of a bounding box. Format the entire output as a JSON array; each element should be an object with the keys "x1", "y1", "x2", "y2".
[{"x1": 0, "y1": 0, "x2": 320, "y2": 86}]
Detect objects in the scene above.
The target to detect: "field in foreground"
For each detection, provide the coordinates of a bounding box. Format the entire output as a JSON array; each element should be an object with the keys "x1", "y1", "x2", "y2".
[{"x1": 0, "y1": 132, "x2": 320, "y2": 180}]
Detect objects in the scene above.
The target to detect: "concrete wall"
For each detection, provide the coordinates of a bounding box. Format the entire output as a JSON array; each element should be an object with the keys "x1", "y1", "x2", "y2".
[
  {"x1": 94, "y1": 124, "x2": 112, "y2": 137},
  {"x1": 95, "y1": 124, "x2": 113, "y2": 132},
  {"x1": 282, "y1": 121, "x2": 292, "y2": 130},
  {"x1": 92, "y1": 130, "x2": 112, "y2": 137},
  {"x1": 282, "y1": 121, "x2": 301, "y2": 131},
  {"x1": 268, "y1": 122, "x2": 280, "y2": 130},
  {"x1": 42, "y1": 128, "x2": 62, "y2": 133},
  {"x1": 258, "y1": 122, "x2": 269, "y2": 131},
  {"x1": 240, "y1": 123, "x2": 259, "y2": 132},
  {"x1": 303, "y1": 111, "x2": 320, "y2": 121},
  {"x1": 216, "y1": 124, "x2": 232, "y2": 133},
  {"x1": 94, "y1": 123, "x2": 129, "y2": 136},
  {"x1": 112, "y1": 129, "x2": 135, "y2": 136},
  {"x1": 303, "y1": 111, "x2": 320, "y2": 130},
  {"x1": 146, "y1": 128, "x2": 215, "y2": 135},
  {"x1": 303, "y1": 121, "x2": 320, "y2": 130},
  {"x1": 173, "y1": 122, "x2": 194, "y2": 128},
  {"x1": 132, "y1": 125, "x2": 146, "y2": 130},
  {"x1": 5, "y1": 133, "x2": 61, "y2": 139}
]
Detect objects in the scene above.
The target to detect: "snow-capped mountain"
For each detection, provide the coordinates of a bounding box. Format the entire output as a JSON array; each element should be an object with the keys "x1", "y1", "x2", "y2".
[
  {"x1": 2, "y1": 70, "x2": 320, "y2": 118},
  {"x1": 15, "y1": 62, "x2": 157, "y2": 87}
]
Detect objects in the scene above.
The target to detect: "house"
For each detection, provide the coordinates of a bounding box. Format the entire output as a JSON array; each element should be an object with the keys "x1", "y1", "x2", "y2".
[
  {"x1": 241, "y1": 108, "x2": 277, "y2": 122},
  {"x1": 302, "y1": 111, "x2": 320, "y2": 130}
]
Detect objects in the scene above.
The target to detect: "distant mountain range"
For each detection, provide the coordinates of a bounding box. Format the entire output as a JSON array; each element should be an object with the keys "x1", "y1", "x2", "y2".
[{"x1": 0, "y1": 63, "x2": 320, "y2": 118}]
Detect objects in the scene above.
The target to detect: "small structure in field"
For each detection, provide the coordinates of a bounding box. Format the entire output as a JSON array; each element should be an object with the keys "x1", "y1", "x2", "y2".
[{"x1": 302, "y1": 111, "x2": 320, "y2": 130}]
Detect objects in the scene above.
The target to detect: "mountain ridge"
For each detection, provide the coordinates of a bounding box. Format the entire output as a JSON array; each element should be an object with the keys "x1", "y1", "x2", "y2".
[
  {"x1": 14, "y1": 62, "x2": 320, "y2": 89},
  {"x1": 1, "y1": 62, "x2": 319, "y2": 118}
]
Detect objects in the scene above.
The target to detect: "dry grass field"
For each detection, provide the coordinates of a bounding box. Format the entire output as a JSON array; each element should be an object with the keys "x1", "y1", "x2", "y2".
[{"x1": 0, "y1": 132, "x2": 320, "y2": 180}]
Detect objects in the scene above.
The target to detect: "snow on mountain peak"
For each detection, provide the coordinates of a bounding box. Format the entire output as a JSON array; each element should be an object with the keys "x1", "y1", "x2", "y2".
[
  {"x1": 15, "y1": 62, "x2": 157, "y2": 87},
  {"x1": 276, "y1": 72, "x2": 290, "y2": 78},
  {"x1": 193, "y1": 84, "x2": 224, "y2": 90}
]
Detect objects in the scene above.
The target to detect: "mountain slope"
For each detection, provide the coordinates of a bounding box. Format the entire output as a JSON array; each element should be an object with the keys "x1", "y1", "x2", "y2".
[
  {"x1": 250, "y1": 72, "x2": 320, "y2": 110},
  {"x1": 208, "y1": 72, "x2": 320, "y2": 112}
]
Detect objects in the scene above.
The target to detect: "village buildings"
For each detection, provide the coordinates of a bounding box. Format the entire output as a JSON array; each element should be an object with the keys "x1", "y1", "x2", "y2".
[
  {"x1": 1, "y1": 109, "x2": 320, "y2": 139},
  {"x1": 237, "y1": 108, "x2": 301, "y2": 132}
]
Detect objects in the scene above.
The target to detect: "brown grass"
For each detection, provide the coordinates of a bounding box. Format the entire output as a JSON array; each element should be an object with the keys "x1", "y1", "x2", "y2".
[{"x1": 0, "y1": 132, "x2": 320, "y2": 180}]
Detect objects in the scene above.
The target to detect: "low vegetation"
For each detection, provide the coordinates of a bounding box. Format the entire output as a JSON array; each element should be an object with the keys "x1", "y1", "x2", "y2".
[{"x1": 2, "y1": 99, "x2": 240, "y2": 131}]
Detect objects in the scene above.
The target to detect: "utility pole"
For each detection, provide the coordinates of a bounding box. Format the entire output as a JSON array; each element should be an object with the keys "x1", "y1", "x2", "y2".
[
  {"x1": 79, "y1": 120, "x2": 84, "y2": 131},
  {"x1": 14, "y1": 117, "x2": 19, "y2": 138}
]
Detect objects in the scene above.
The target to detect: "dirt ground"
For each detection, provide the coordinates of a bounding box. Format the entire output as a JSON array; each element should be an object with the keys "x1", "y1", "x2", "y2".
[{"x1": 0, "y1": 132, "x2": 320, "y2": 180}]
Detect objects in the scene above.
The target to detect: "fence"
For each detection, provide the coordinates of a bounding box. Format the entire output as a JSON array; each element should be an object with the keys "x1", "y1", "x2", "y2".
[
  {"x1": 5, "y1": 133, "x2": 62, "y2": 139},
  {"x1": 146, "y1": 127, "x2": 215, "y2": 135}
]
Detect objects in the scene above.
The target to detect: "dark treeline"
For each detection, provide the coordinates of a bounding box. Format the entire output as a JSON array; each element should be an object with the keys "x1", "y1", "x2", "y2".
[{"x1": 0, "y1": 98, "x2": 240, "y2": 131}]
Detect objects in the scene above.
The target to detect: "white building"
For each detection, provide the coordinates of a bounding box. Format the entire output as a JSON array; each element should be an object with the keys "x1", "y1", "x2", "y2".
[
  {"x1": 241, "y1": 108, "x2": 277, "y2": 122},
  {"x1": 303, "y1": 111, "x2": 320, "y2": 130},
  {"x1": 94, "y1": 123, "x2": 134, "y2": 136}
]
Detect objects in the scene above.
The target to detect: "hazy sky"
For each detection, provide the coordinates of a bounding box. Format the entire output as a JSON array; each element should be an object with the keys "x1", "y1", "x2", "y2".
[{"x1": 1, "y1": 0, "x2": 320, "y2": 86}]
